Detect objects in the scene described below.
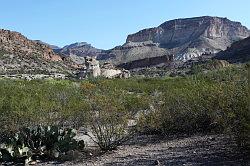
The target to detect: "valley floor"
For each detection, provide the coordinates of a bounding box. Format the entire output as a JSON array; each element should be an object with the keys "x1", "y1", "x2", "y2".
[{"x1": 40, "y1": 134, "x2": 250, "y2": 166}]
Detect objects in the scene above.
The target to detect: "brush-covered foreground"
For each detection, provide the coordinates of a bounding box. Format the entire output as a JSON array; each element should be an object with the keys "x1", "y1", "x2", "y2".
[{"x1": 0, "y1": 64, "x2": 249, "y2": 164}]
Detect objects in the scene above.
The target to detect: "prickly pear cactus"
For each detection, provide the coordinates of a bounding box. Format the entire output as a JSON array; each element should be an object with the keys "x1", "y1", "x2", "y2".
[{"x1": 0, "y1": 125, "x2": 85, "y2": 163}]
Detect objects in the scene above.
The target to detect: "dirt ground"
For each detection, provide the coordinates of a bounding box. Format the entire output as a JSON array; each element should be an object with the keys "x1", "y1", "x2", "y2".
[{"x1": 38, "y1": 134, "x2": 250, "y2": 166}]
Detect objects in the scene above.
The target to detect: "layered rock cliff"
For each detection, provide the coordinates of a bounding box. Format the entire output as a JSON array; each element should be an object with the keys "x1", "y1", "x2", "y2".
[
  {"x1": 107, "y1": 16, "x2": 250, "y2": 68},
  {"x1": 106, "y1": 41, "x2": 170, "y2": 65}
]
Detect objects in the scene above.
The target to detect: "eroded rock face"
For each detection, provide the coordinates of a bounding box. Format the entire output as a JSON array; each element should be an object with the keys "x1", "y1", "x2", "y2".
[
  {"x1": 127, "y1": 17, "x2": 249, "y2": 46},
  {"x1": 215, "y1": 36, "x2": 250, "y2": 63},
  {"x1": 0, "y1": 29, "x2": 62, "y2": 61},
  {"x1": 0, "y1": 29, "x2": 78, "y2": 75},
  {"x1": 101, "y1": 62, "x2": 130, "y2": 78},
  {"x1": 84, "y1": 56, "x2": 101, "y2": 77},
  {"x1": 117, "y1": 55, "x2": 173, "y2": 70},
  {"x1": 107, "y1": 16, "x2": 250, "y2": 67},
  {"x1": 101, "y1": 69, "x2": 122, "y2": 78},
  {"x1": 107, "y1": 41, "x2": 170, "y2": 65},
  {"x1": 79, "y1": 57, "x2": 130, "y2": 79}
]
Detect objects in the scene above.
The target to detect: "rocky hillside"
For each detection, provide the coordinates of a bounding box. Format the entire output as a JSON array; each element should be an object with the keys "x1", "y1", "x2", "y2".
[
  {"x1": 0, "y1": 29, "x2": 75, "y2": 75},
  {"x1": 107, "y1": 16, "x2": 249, "y2": 68},
  {"x1": 0, "y1": 29, "x2": 62, "y2": 61},
  {"x1": 106, "y1": 41, "x2": 170, "y2": 65},
  {"x1": 57, "y1": 42, "x2": 102, "y2": 57},
  {"x1": 215, "y1": 36, "x2": 250, "y2": 63}
]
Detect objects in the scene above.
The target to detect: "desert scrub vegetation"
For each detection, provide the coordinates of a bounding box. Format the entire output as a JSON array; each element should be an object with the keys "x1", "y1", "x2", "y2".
[
  {"x1": 82, "y1": 65, "x2": 249, "y2": 151},
  {"x1": 0, "y1": 64, "x2": 249, "y2": 164},
  {"x1": 85, "y1": 90, "x2": 132, "y2": 151},
  {"x1": 0, "y1": 79, "x2": 88, "y2": 163},
  {"x1": 154, "y1": 65, "x2": 249, "y2": 150},
  {"x1": 0, "y1": 79, "x2": 88, "y2": 132}
]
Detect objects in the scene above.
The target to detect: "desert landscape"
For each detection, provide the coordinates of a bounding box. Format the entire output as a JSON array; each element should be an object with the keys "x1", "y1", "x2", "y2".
[{"x1": 0, "y1": 1, "x2": 249, "y2": 165}]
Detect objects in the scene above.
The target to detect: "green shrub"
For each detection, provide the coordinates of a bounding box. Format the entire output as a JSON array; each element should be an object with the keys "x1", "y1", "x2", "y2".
[
  {"x1": 233, "y1": 63, "x2": 250, "y2": 150},
  {"x1": 85, "y1": 90, "x2": 132, "y2": 151}
]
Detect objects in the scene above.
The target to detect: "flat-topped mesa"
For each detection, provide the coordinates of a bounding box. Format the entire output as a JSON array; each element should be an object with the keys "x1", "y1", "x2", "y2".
[
  {"x1": 125, "y1": 16, "x2": 250, "y2": 61},
  {"x1": 127, "y1": 16, "x2": 249, "y2": 45},
  {"x1": 0, "y1": 29, "x2": 62, "y2": 61}
]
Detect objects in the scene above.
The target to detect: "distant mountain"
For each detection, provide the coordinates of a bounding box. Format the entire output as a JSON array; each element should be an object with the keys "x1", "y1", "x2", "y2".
[
  {"x1": 106, "y1": 16, "x2": 250, "y2": 69},
  {"x1": 0, "y1": 29, "x2": 75, "y2": 75},
  {"x1": 56, "y1": 42, "x2": 103, "y2": 57},
  {"x1": 215, "y1": 36, "x2": 250, "y2": 63},
  {"x1": 35, "y1": 41, "x2": 103, "y2": 59},
  {"x1": 53, "y1": 42, "x2": 106, "y2": 64}
]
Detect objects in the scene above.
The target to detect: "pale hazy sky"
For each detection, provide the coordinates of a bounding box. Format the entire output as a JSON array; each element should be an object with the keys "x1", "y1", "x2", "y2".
[{"x1": 0, "y1": 0, "x2": 249, "y2": 49}]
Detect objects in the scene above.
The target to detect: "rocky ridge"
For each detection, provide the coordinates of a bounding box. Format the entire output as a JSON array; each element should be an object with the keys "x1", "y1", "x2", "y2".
[
  {"x1": 34, "y1": 40, "x2": 61, "y2": 50},
  {"x1": 0, "y1": 29, "x2": 76, "y2": 76},
  {"x1": 106, "y1": 16, "x2": 250, "y2": 68},
  {"x1": 50, "y1": 42, "x2": 108, "y2": 65},
  {"x1": 56, "y1": 42, "x2": 102, "y2": 57},
  {"x1": 0, "y1": 29, "x2": 62, "y2": 61}
]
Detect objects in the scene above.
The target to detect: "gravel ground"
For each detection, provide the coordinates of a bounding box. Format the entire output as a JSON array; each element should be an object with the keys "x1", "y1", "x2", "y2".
[{"x1": 38, "y1": 134, "x2": 250, "y2": 166}]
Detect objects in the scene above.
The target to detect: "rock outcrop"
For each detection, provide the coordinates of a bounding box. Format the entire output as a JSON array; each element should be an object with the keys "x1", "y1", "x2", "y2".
[
  {"x1": 101, "y1": 62, "x2": 130, "y2": 78},
  {"x1": 77, "y1": 57, "x2": 130, "y2": 79},
  {"x1": 215, "y1": 36, "x2": 250, "y2": 63},
  {"x1": 106, "y1": 16, "x2": 250, "y2": 68},
  {"x1": 84, "y1": 56, "x2": 101, "y2": 77}
]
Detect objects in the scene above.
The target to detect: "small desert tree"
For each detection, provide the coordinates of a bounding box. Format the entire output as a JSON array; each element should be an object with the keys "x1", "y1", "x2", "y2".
[{"x1": 82, "y1": 85, "x2": 132, "y2": 151}]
